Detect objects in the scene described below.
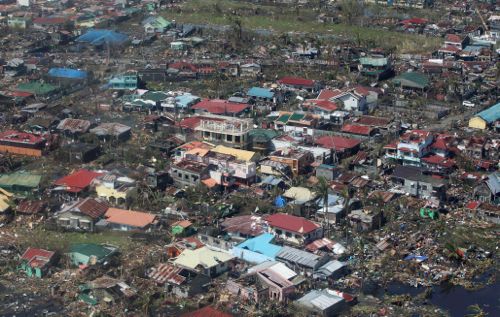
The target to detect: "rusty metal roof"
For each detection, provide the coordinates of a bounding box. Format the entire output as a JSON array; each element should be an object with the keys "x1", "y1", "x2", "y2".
[{"x1": 148, "y1": 263, "x2": 186, "y2": 285}]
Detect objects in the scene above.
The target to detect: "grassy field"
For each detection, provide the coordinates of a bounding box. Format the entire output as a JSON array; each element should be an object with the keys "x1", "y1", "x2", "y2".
[
  {"x1": 16, "y1": 227, "x2": 136, "y2": 252},
  {"x1": 162, "y1": 0, "x2": 441, "y2": 53}
]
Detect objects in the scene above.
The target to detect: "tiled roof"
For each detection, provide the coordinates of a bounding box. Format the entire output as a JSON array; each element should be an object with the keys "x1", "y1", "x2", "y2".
[
  {"x1": 16, "y1": 200, "x2": 46, "y2": 214},
  {"x1": 191, "y1": 99, "x2": 250, "y2": 114},
  {"x1": 278, "y1": 76, "x2": 314, "y2": 87},
  {"x1": 341, "y1": 124, "x2": 373, "y2": 136},
  {"x1": 73, "y1": 198, "x2": 109, "y2": 219},
  {"x1": 314, "y1": 135, "x2": 361, "y2": 151},
  {"x1": 266, "y1": 213, "x2": 320, "y2": 234},
  {"x1": 445, "y1": 34, "x2": 463, "y2": 43}
]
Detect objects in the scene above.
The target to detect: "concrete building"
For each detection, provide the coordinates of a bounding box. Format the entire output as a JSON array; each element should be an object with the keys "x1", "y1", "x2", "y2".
[{"x1": 194, "y1": 115, "x2": 253, "y2": 149}]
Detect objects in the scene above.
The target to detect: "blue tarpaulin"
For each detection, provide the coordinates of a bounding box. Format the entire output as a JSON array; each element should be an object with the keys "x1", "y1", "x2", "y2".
[
  {"x1": 274, "y1": 195, "x2": 286, "y2": 208},
  {"x1": 404, "y1": 254, "x2": 428, "y2": 262},
  {"x1": 48, "y1": 68, "x2": 88, "y2": 79},
  {"x1": 76, "y1": 29, "x2": 128, "y2": 46}
]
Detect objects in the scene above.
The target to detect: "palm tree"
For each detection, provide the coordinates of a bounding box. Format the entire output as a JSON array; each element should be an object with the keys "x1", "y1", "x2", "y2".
[{"x1": 315, "y1": 176, "x2": 330, "y2": 232}]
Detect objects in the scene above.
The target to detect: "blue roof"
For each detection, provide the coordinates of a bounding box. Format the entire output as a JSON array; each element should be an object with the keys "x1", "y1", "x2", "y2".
[
  {"x1": 262, "y1": 175, "x2": 283, "y2": 186},
  {"x1": 76, "y1": 29, "x2": 128, "y2": 46},
  {"x1": 475, "y1": 102, "x2": 500, "y2": 123},
  {"x1": 236, "y1": 233, "x2": 282, "y2": 258},
  {"x1": 175, "y1": 93, "x2": 200, "y2": 108},
  {"x1": 48, "y1": 68, "x2": 88, "y2": 79},
  {"x1": 247, "y1": 87, "x2": 274, "y2": 99}
]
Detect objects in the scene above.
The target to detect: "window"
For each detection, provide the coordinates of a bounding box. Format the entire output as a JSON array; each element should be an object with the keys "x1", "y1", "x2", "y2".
[
  {"x1": 226, "y1": 135, "x2": 233, "y2": 142},
  {"x1": 235, "y1": 136, "x2": 241, "y2": 143},
  {"x1": 421, "y1": 185, "x2": 428, "y2": 190},
  {"x1": 276, "y1": 229, "x2": 282, "y2": 235},
  {"x1": 184, "y1": 174, "x2": 189, "y2": 180},
  {"x1": 285, "y1": 232, "x2": 292, "y2": 238}
]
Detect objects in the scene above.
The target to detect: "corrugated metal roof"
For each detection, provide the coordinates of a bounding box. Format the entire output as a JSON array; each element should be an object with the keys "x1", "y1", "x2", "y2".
[
  {"x1": 148, "y1": 263, "x2": 186, "y2": 285},
  {"x1": 475, "y1": 102, "x2": 500, "y2": 124},
  {"x1": 48, "y1": 68, "x2": 88, "y2": 79},
  {"x1": 276, "y1": 246, "x2": 322, "y2": 268},
  {"x1": 247, "y1": 87, "x2": 274, "y2": 99}
]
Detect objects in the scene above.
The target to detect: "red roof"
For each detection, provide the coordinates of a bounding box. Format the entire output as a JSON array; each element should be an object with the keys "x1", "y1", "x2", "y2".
[
  {"x1": 54, "y1": 169, "x2": 103, "y2": 193},
  {"x1": 266, "y1": 213, "x2": 320, "y2": 234},
  {"x1": 317, "y1": 89, "x2": 343, "y2": 100},
  {"x1": 445, "y1": 34, "x2": 463, "y2": 43},
  {"x1": 307, "y1": 99, "x2": 337, "y2": 112},
  {"x1": 6, "y1": 91, "x2": 33, "y2": 97},
  {"x1": 341, "y1": 124, "x2": 373, "y2": 136},
  {"x1": 355, "y1": 115, "x2": 391, "y2": 127},
  {"x1": 181, "y1": 306, "x2": 233, "y2": 317},
  {"x1": 21, "y1": 248, "x2": 54, "y2": 262},
  {"x1": 401, "y1": 18, "x2": 428, "y2": 25},
  {"x1": 66, "y1": 197, "x2": 109, "y2": 219},
  {"x1": 466, "y1": 201, "x2": 481, "y2": 210},
  {"x1": 21, "y1": 247, "x2": 54, "y2": 268},
  {"x1": 431, "y1": 136, "x2": 450, "y2": 151},
  {"x1": 383, "y1": 142, "x2": 397, "y2": 149},
  {"x1": 438, "y1": 45, "x2": 461, "y2": 53},
  {"x1": 315, "y1": 135, "x2": 361, "y2": 151},
  {"x1": 191, "y1": 99, "x2": 250, "y2": 115},
  {"x1": 178, "y1": 116, "x2": 202, "y2": 129},
  {"x1": 0, "y1": 130, "x2": 45, "y2": 145},
  {"x1": 421, "y1": 155, "x2": 455, "y2": 168},
  {"x1": 169, "y1": 61, "x2": 197, "y2": 72},
  {"x1": 278, "y1": 76, "x2": 314, "y2": 87}
]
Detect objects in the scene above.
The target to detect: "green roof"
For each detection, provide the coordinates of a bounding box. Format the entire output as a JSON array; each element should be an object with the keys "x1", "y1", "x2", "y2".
[
  {"x1": 249, "y1": 129, "x2": 280, "y2": 141},
  {"x1": 69, "y1": 244, "x2": 115, "y2": 259},
  {"x1": 289, "y1": 112, "x2": 306, "y2": 121},
  {"x1": 0, "y1": 172, "x2": 41, "y2": 189},
  {"x1": 392, "y1": 72, "x2": 429, "y2": 89},
  {"x1": 15, "y1": 82, "x2": 59, "y2": 95},
  {"x1": 359, "y1": 57, "x2": 388, "y2": 67},
  {"x1": 277, "y1": 114, "x2": 291, "y2": 123},
  {"x1": 142, "y1": 91, "x2": 169, "y2": 102}
]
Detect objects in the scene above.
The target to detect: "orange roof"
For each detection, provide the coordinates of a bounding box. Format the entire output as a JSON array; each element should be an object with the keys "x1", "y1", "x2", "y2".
[
  {"x1": 105, "y1": 208, "x2": 157, "y2": 228},
  {"x1": 185, "y1": 147, "x2": 210, "y2": 157},
  {"x1": 172, "y1": 220, "x2": 192, "y2": 228},
  {"x1": 202, "y1": 178, "x2": 218, "y2": 188}
]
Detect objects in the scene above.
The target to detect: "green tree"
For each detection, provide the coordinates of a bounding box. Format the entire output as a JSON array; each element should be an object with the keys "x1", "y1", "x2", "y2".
[{"x1": 315, "y1": 176, "x2": 330, "y2": 228}]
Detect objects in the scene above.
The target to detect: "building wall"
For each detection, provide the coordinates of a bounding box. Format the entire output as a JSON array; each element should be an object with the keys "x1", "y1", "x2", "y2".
[
  {"x1": 231, "y1": 246, "x2": 275, "y2": 264},
  {"x1": 270, "y1": 227, "x2": 322, "y2": 246},
  {"x1": 170, "y1": 168, "x2": 202, "y2": 188},
  {"x1": 0, "y1": 145, "x2": 42, "y2": 157}
]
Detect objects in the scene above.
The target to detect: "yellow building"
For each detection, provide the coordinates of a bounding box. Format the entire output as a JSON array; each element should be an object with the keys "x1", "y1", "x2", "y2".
[
  {"x1": 94, "y1": 174, "x2": 136, "y2": 204},
  {"x1": 0, "y1": 188, "x2": 13, "y2": 213},
  {"x1": 468, "y1": 103, "x2": 500, "y2": 130},
  {"x1": 211, "y1": 145, "x2": 260, "y2": 162},
  {"x1": 468, "y1": 116, "x2": 487, "y2": 130}
]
